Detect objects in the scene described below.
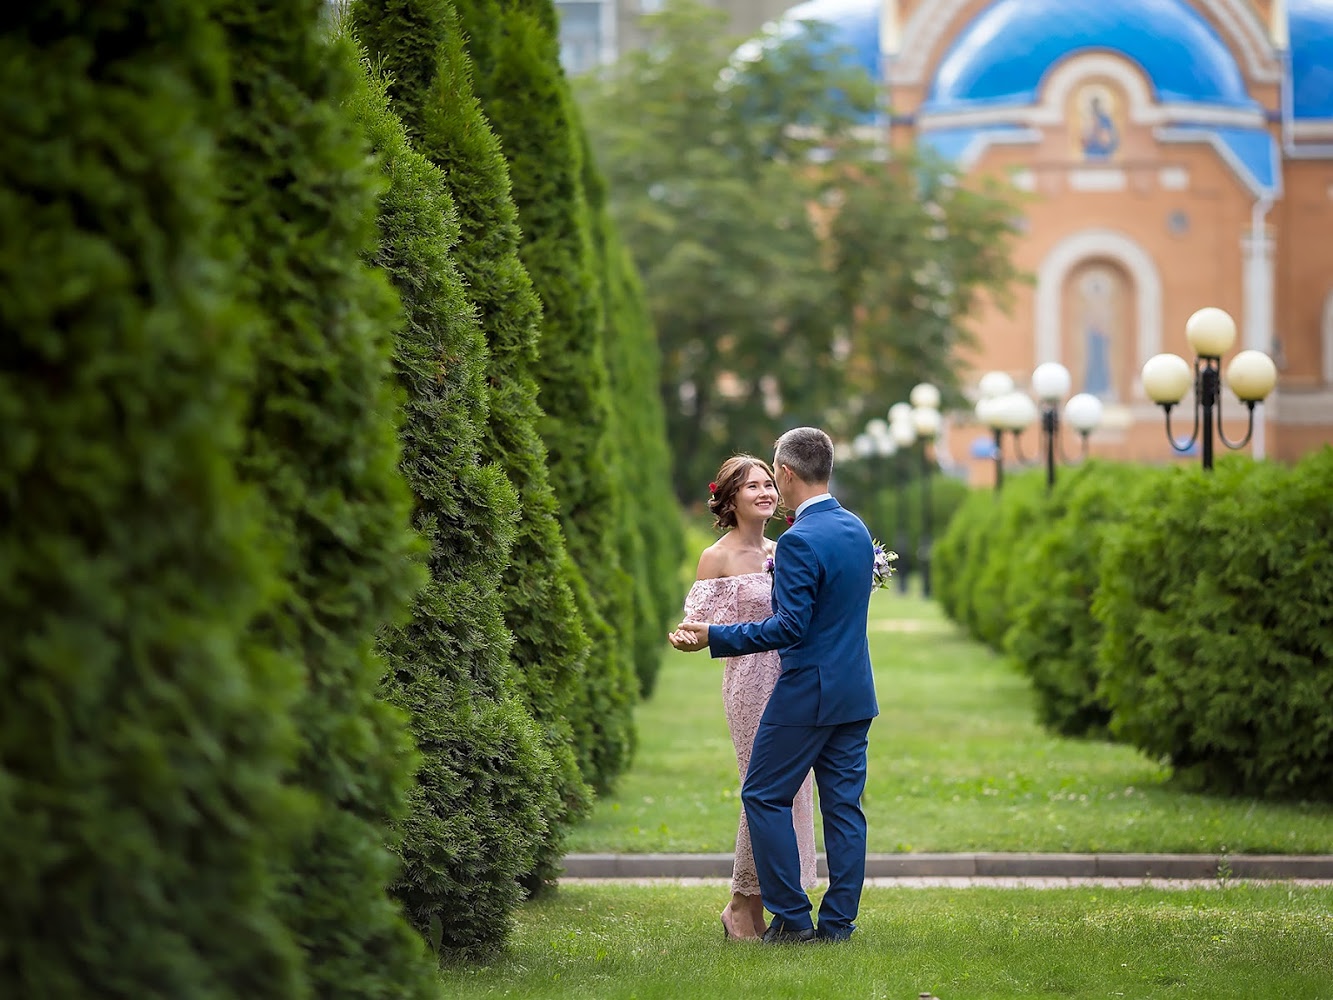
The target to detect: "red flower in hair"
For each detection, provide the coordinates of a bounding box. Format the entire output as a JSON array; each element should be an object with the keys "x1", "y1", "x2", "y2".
[
  {"x1": 708, "y1": 481, "x2": 718, "y2": 494},
  {"x1": 785, "y1": 515, "x2": 795, "y2": 526}
]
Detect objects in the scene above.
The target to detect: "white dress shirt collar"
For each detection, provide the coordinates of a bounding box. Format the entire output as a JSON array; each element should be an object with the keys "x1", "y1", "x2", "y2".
[{"x1": 794, "y1": 492, "x2": 833, "y2": 519}]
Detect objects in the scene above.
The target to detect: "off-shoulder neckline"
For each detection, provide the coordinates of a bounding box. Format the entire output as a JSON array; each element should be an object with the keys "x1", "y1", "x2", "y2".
[{"x1": 693, "y1": 571, "x2": 770, "y2": 582}]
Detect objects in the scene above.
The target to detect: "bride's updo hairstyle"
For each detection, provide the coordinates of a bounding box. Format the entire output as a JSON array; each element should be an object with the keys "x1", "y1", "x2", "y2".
[{"x1": 708, "y1": 454, "x2": 778, "y2": 531}]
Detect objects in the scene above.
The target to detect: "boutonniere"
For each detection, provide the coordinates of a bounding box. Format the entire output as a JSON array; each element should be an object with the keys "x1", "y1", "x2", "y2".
[
  {"x1": 785, "y1": 514, "x2": 795, "y2": 526},
  {"x1": 764, "y1": 555, "x2": 775, "y2": 575}
]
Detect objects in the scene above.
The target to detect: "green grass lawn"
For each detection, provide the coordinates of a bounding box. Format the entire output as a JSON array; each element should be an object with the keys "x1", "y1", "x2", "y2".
[
  {"x1": 443, "y1": 882, "x2": 1333, "y2": 999},
  {"x1": 569, "y1": 590, "x2": 1333, "y2": 855}
]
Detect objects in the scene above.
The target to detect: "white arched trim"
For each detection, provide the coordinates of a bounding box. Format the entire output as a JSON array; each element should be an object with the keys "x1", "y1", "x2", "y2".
[
  {"x1": 1035, "y1": 230, "x2": 1163, "y2": 400},
  {"x1": 892, "y1": 0, "x2": 1280, "y2": 89},
  {"x1": 918, "y1": 52, "x2": 1267, "y2": 132},
  {"x1": 1323, "y1": 289, "x2": 1333, "y2": 386}
]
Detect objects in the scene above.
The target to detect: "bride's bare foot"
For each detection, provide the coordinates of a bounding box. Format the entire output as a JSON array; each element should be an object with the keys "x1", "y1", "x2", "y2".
[{"x1": 722, "y1": 895, "x2": 760, "y2": 940}]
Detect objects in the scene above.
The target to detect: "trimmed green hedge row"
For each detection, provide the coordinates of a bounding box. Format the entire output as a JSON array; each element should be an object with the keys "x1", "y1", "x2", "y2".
[
  {"x1": 7, "y1": 0, "x2": 685, "y2": 978},
  {"x1": 347, "y1": 47, "x2": 561, "y2": 962},
  {"x1": 451, "y1": 0, "x2": 640, "y2": 788},
  {"x1": 934, "y1": 452, "x2": 1333, "y2": 800},
  {"x1": 350, "y1": 0, "x2": 592, "y2": 903},
  {"x1": 1, "y1": 4, "x2": 311, "y2": 993}
]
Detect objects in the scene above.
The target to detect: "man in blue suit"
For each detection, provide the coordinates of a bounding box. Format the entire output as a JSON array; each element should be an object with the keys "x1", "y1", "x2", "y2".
[{"x1": 671, "y1": 427, "x2": 878, "y2": 944}]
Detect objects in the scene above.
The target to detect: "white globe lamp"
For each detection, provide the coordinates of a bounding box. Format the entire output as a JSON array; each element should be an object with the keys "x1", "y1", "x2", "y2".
[
  {"x1": 978, "y1": 370, "x2": 1014, "y2": 400},
  {"x1": 1225, "y1": 350, "x2": 1277, "y2": 403},
  {"x1": 909, "y1": 382, "x2": 941, "y2": 410},
  {"x1": 1031, "y1": 362, "x2": 1072, "y2": 403},
  {"x1": 1185, "y1": 307, "x2": 1237, "y2": 358},
  {"x1": 1142, "y1": 353, "x2": 1193, "y2": 406},
  {"x1": 1064, "y1": 393, "x2": 1103, "y2": 435}
]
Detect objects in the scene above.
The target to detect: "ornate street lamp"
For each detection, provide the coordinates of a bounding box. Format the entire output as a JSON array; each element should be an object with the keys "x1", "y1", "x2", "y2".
[
  {"x1": 908, "y1": 382, "x2": 940, "y2": 598},
  {"x1": 852, "y1": 420, "x2": 897, "y2": 539},
  {"x1": 974, "y1": 373, "x2": 1034, "y2": 491},
  {"x1": 975, "y1": 367, "x2": 1100, "y2": 491},
  {"x1": 1031, "y1": 362, "x2": 1103, "y2": 490},
  {"x1": 1141, "y1": 307, "x2": 1277, "y2": 471}
]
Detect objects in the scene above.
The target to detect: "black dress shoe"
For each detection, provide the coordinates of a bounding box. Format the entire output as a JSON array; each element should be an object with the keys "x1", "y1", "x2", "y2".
[
  {"x1": 761, "y1": 921, "x2": 816, "y2": 944},
  {"x1": 814, "y1": 928, "x2": 852, "y2": 943}
]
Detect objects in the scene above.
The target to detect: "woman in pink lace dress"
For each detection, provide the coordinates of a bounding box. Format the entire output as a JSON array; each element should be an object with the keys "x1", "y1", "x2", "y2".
[{"x1": 683, "y1": 455, "x2": 817, "y2": 941}]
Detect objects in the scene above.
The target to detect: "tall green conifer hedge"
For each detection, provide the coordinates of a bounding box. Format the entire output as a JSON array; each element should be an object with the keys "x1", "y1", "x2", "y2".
[
  {"x1": 350, "y1": 0, "x2": 600, "y2": 875},
  {"x1": 209, "y1": 1, "x2": 446, "y2": 989},
  {"x1": 346, "y1": 46, "x2": 559, "y2": 955},
  {"x1": 581, "y1": 129, "x2": 685, "y2": 696},
  {"x1": 0, "y1": 5, "x2": 307, "y2": 995},
  {"x1": 452, "y1": 0, "x2": 638, "y2": 783}
]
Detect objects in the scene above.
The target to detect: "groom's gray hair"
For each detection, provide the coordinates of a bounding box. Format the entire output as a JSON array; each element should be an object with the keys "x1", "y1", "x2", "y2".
[{"x1": 774, "y1": 427, "x2": 834, "y2": 484}]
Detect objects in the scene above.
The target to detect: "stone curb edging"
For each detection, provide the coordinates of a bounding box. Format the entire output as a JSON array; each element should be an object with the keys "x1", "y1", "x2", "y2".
[{"x1": 562, "y1": 852, "x2": 1333, "y2": 880}]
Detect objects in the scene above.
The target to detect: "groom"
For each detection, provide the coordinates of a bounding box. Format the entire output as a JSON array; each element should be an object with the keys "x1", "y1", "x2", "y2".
[{"x1": 671, "y1": 427, "x2": 878, "y2": 943}]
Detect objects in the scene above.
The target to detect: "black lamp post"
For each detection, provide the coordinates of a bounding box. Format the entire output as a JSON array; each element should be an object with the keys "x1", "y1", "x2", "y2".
[
  {"x1": 974, "y1": 372, "x2": 1035, "y2": 492},
  {"x1": 1030, "y1": 363, "x2": 1103, "y2": 490},
  {"x1": 897, "y1": 383, "x2": 941, "y2": 599},
  {"x1": 1141, "y1": 307, "x2": 1277, "y2": 471},
  {"x1": 887, "y1": 410, "x2": 915, "y2": 595}
]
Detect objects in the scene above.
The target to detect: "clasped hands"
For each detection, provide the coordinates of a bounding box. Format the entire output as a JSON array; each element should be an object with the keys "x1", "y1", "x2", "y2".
[{"x1": 668, "y1": 622, "x2": 709, "y2": 652}]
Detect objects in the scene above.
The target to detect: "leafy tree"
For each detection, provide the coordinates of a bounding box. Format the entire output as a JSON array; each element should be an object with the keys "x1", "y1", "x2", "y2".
[
  {"x1": 824, "y1": 159, "x2": 1025, "y2": 423},
  {"x1": 210, "y1": 0, "x2": 458, "y2": 984},
  {"x1": 450, "y1": 0, "x2": 639, "y2": 786},
  {"x1": 0, "y1": 3, "x2": 308, "y2": 995},
  {"x1": 349, "y1": 0, "x2": 593, "y2": 887},
  {"x1": 578, "y1": 0, "x2": 1023, "y2": 498},
  {"x1": 345, "y1": 44, "x2": 560, "y2": 956}
]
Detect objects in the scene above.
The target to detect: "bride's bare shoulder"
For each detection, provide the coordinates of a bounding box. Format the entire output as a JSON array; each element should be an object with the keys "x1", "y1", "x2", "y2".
[{"x1": 695, "y1": 537, "x2": 734, "y2": 580}]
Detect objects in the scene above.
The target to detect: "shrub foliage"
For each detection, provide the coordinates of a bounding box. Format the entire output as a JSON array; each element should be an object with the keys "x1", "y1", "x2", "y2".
[
  {"x1": 345, "y1": 42, "x2": 561, "y2": 956},
  {"x1": 1003, "y1": 462, "x2": 1156, "y2": 737},
  {"x1": 1094, "y1": 452, "x2": 1333, "y2": 798},
  {"x1": 452, "y1": 0, "x2": 639, "y2": 786},
  {"x1": 938, "y1": 450, "x2": 1333, "y2": 801},
  {"x1": 0, "y1": 4, "x2": 307, "y2": 994},
  {"x1": 211, "y1": 1, "x2": 448, "y2": 990},
  {"x1": 931, "y1": 470, "x2": 1043, "y2": 642},
  {"x1": 581, "y1": 123, "x2": 685, "y2": 697},
  {"x1": 350, "y1": 0, "x2": 594, "y2": 888}
]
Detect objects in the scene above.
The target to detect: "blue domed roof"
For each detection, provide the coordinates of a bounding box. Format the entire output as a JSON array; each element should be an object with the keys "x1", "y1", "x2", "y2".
[
  {"x1": 760, "y1": 0, "x2": 881, "y2": 82},
  {"x1": 924, "y1": 0, "x2": 1257, "y2": 112},
  {"x1": 1289, "y1": 0, "x2": 1333, "y2": 119}
]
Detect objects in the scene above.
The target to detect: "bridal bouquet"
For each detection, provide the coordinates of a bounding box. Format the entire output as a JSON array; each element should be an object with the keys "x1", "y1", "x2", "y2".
[{"x1": 872, "y1": 540, "x2": 898, "y2": 591}]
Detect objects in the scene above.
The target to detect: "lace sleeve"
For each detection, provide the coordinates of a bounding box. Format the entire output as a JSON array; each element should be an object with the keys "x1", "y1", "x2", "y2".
[{"x1": 683, "y1": 578, "x2": 739, "y2": 625}]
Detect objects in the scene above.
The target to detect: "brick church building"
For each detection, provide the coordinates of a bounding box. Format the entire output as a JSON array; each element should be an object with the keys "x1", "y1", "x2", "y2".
[{"x1": 758, "y1": 0, "x2": 1333, "y2": 470}]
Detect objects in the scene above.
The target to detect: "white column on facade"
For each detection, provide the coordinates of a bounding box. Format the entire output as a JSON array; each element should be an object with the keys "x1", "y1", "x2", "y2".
[
  {"x1": 877, "y1": 0, "x2": 901, "y2": 150},
  {"x1": 1241, "y1": 199, "x2": 1276, "y2": 458}
]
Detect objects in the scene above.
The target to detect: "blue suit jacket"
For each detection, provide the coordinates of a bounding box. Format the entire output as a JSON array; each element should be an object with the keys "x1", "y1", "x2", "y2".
[{"x1": 709, "y1": 497, "x2": 879, "y2": 727}]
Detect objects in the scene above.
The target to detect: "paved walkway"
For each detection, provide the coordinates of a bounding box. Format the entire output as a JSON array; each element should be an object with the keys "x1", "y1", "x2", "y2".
[{"x1": 562, "y1": 852, "x2": 1333, "y2": 887}]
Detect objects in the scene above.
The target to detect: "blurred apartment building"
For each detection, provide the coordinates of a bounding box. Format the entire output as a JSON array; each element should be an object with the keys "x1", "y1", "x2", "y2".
[{"x1": 553, "y1": 0, "x2": 792, "y2": 74}]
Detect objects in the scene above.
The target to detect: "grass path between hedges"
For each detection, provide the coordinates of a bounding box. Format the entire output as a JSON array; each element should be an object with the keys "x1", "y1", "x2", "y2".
[
  {"x1": 443, "y1": 882, "x2": 1333, "y2": 1000},
  {"x1": 568, "y1": 590, "x2": 1333, "y2": 855}
]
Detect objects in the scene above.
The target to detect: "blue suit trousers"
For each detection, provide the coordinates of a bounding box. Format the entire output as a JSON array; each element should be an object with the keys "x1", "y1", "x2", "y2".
[{"x1": 741, "y1": 718, "x2": 872, "y2": 938}]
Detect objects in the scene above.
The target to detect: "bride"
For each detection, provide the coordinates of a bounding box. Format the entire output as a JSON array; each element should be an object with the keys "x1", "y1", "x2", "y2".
[{"x1": 681, "y1": 455, "x2": 817, "y2": 940}]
